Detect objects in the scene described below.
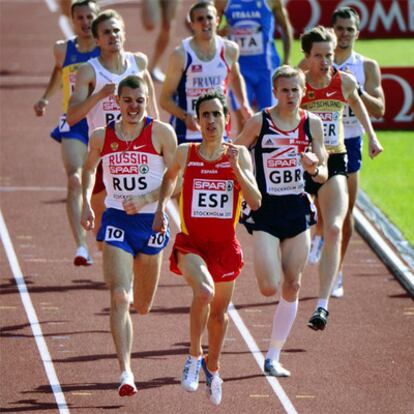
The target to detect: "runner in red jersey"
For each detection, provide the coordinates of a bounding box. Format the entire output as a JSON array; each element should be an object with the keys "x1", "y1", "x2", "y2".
[{"x1": 153, "y1": 91, "x2": 261, "y2": 405}]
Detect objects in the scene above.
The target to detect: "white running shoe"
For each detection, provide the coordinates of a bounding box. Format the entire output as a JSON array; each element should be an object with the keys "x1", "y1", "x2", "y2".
[
  {"x1": 202, "y1": 358, "x2": 223, "y2": 405},
  {"x1": 118, "y1": 370, "x2": 137, "y2": 397},
  {"x1": 181, "y1": 356, "x2": 202, "y2": 392},
  {"x1": 73, "y1": 246, "x2": 93, "y2": 266},
  {"x1": 331, "y1": 272, "x2": 344, "y2": 298},
  {"x1": 150, "y1": 67, "x2": 166, "y2": 83},
  {"x1": 308, "y1": 236, "x2": 324, "y2": 264},
  {"x1": 264, "y1": 359, "x2": 291, "y2": 377}
]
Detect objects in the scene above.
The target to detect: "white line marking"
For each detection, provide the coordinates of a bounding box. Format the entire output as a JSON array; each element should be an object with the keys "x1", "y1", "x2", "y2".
[
  {"x1": 59, "y1": 15, "x2": 74, "y2": 39},
  {"x1": 43, "y1": 0, "x2": 58, "y2": 12},
  {"x1": 0, "y1": 210, "x2": 70, "y2": 414},
  {"x1": 166, "y1": 203, "x2": 297, "y2": 413}
]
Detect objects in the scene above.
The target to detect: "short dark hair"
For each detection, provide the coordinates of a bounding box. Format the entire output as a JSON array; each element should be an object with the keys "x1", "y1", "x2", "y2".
[
  {"x1": 91, "y1": 9, "x2": 124, "y2": 38},
  {"x1": 195, "y1": 90, "x2": 228, "y2": 119},
  {"x1": 332, "y1": 6, "x2": 360, "y2": 29},
  {"x1": 117, "y1": 75, "x2": 147, "y2": 96},
  {"x1": 188, "y1": 1, "x2": 215, "y2": 22},
  {"x1": 71, "y1": 0, "x2": 99, "y2": 17},
  {"x1": 300, "y1": 25, "x2": 336, "y2": 55}
]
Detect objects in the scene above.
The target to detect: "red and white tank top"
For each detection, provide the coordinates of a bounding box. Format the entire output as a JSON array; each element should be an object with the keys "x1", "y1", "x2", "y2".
[
  {"x1": 100, "y1": 118, "x2": 165, "y2": 213},
  {"x1": 179, "y1": 143, "x2": 242, "y2": 244}
]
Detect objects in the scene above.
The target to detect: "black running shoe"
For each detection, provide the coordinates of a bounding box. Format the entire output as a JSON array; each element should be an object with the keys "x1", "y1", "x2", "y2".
[{"x1": 307, "y1": 307, "x2": 329, "y2": 331}]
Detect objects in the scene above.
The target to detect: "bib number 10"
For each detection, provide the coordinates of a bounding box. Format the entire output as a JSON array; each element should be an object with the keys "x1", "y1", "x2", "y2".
[{"x1": 148, "y1": 232, "x2": 165, "y2": 247}]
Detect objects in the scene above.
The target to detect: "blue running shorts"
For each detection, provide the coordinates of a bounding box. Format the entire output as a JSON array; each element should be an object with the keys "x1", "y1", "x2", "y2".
[
  {"x1": 50, "y1": 115, "x2": 89, "y2": 145},
  {"x1": 97, "y1": 208, "x2": 170, "y2": 256},
  {"x1": 345, "y1": 136, "x2": 362, "y2": 173}
]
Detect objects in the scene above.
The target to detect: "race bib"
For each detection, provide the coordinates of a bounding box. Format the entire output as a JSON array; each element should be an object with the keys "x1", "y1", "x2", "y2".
[
  {"x1": 147, "y1": 232, "x2": 166, "y2": 247},
  {"x1": 231, "y1": 25, "x2": 263, "y2": 56},
  {"x1": 105, "y1": 225, "x2": 125, "y2": 242},
  {"x1": 191, "y1": 179, "x2": 234, "y2": 219},
  {"x1": 59, "y1": 115, "x2": 70, "y2": 133},
  {"x1": 318, "y1": 112, "x2": 340, "y2": 147}
]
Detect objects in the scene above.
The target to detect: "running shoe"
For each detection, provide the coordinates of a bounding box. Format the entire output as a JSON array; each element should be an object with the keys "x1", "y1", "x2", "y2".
[
  {"x1": 73, "y1": 246, "x2": 93, "y2": 266},
  {"x1": 308, "y1": 236, "x2": 324, "y2": 264},
  {"x1": 264, "y1": 359, "x2": 291, "y2": 377},
  {"x1": 118, "y1": 370, "x2": 137, "y2": 397},
  {"x1": 331, "y1": 272, "x2": 344, "y2": 298},
  {"x1": 202, "y1": 358, "x2": 223, "y2": 406},
  {"x1": 307, "y1": 307, "x2": 329, "y2": 331},
  {"x1": 150, "y1": 67, "x2": 166, "y2": 83},
  {"x1": 181, "y1": 355, "x2": 202, "y2": 392}
]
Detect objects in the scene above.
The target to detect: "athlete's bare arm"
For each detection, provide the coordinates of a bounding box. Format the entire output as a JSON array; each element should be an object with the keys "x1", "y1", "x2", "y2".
[
  {"x1": 227, "y1": 144, "x2": 262, "y2": 210},
  {"x1": 153, "y1": 144, "x2": 189, "y2": 232},
  {"x1": 305, "y1": 113, "x2": 328, "y2": 183},
  {"x1": 342, "y1": 71, "x2": 383, "y2": 158},
  {"x1": 225, "y1": 39, "x2": 253, "y2": 119},
  {"x1": 362, "y1": 58, "x2": 385, "y2": 118},
  {"x1": 123, "y1": 122, "x2": 178, "y2": 215},
  {"x1": 271, "y1": 0, "x2": 293, "y2": 65},
  {"x1": 34, "y1": 41, "x2": 66, "y2": 116},
  {"x1": 67, "y1": 63, "x2": 116, "y2": 126},
  {"x1": 234, "y1": 112, "x2": 262, "y2": 147},
  {"x1": 81, "y1": 127, "x2": 105, "y2": 230}
]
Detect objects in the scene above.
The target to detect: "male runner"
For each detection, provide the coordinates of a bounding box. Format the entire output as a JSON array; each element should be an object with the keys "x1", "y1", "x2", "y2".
[
  {"x1": 300, "y1": 26, "x2": 381, "y2": 330},
  {"x1": 81, "y1": 75, "x2": 177, "y2": 396},
  {"x1": 34, "y1": 0, "x2": 100, "y2": 266},
  {"x1": 236, "y1": 65, "x2": 327, "y2": 376},
  {"x1": 160, "y1": 1, "x2": 252, "y2": 145},
  {"x1": 153, "y1": 91, "x2": 261, "y2": 405}
]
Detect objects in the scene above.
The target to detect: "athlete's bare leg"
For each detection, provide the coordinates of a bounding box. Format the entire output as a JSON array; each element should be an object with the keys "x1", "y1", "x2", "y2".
[
  {"x1": 61, "y1": 139, "x2": 88, "y2": 249},
  {"x1": 206, "y1": 280, "x2": 235, "y2": 371},
  {"x1": 132, "y1": 252, "x2": 163, "y2": 314},
  {"x1": 91, "y1": 190, "x2": 106, "y2": 251},
  {"x1": 317, "y1": 175, "x2": 349, "y2": 300},
  {"x1": 103, "y1": 244, "x2": 134, "y2": 374},
  {"x1": 178, "y1": 252, "x2": 215, "y2": 357}
]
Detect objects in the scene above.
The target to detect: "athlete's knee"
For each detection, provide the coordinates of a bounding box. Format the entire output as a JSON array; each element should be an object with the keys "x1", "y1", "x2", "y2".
[
  {"x1": 67, "y1": 171, "x2": 82, "y2": 193},
  {"x1": 209, "y1": 308, "x2": 228, "y2": 326},
  {"x1": 194, "y1": 283, "x2": 214, "y2": 306},
  {"x1": 282, "y1": 279, "x2": 301, "y2": 297},
  {"x1": 325, "y1": 221, "x2": 343, "y2": 243},
  {"x1": 111, "y1": 287, "x2": 130, "y2": 309}
]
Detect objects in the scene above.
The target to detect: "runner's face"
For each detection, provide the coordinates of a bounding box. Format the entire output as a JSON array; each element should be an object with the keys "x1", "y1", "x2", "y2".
[
  {"x1": 95, "y1": 18, "x2": 125, "y2": 52},
  {"x1": 117, "y1": 86, "x2": 147, "y2": 125},
  {"x1": 307, "y1": 41, "x2": 334, "y2": 76},
  {"x1": 333, "y1": 17, "x2": 359, "y2": 50},
  {"x1": 198, "y1": 98, "x2": 226, "y2": 141},
  {"x1": 72, "y1": 4, "x2": 98, "y2": 38},
  {"x1": 191, "y1": 7, "x2": 218, "y2": 40},
  {"x1": 273, "y1": 77, "x2": 304, "y2": 111}
]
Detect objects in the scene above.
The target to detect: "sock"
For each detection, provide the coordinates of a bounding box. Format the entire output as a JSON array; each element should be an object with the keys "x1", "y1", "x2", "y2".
[
  {"x1": 265, "y1": 297, "x2": 298, "y2": 362},
  {"x1": 316, "y1": 298, "x2": 329, "y2": 311}
]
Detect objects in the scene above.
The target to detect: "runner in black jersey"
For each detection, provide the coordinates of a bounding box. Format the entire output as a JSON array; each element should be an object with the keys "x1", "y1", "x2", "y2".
[{"x1": 236, "y1": 65, "x2": 327, "y2": 377}]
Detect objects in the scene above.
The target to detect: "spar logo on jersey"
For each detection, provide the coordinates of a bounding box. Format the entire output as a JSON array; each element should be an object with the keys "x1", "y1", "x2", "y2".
[
  {"x1": 318, "y1": 112, "x2": 339, "y2": 122},
  {"x1": 193, "y1": 179, "x2": 232, "y2": 191},
  {"x1": 266, "y1": 147, "x2": 298, "y2": 169},
  {"x1": 103, "y1": 95, "x2": 119, "y2": 112},
  {"x1": 191, "y1": 64, "x2": 202, "y2": 73}
]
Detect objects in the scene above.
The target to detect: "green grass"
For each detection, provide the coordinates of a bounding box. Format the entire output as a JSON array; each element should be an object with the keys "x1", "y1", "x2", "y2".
[{"x1": 360, "y1": 131, "x2": 414, "y2": 245}]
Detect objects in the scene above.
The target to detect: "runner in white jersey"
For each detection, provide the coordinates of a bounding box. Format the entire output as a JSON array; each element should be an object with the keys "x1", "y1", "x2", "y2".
[
  {"x1": 81, "y1": 75, "x2": 177, "y2": 397},
  {"x1": 67, "y1": 9, "x2": 159, "y2": 241},
  {"x1": 160, "y1": 1, "x2": 253, "y2": 145},
  {"x1": 330, "y1": 7, "x2": 384, "y2": 297}
]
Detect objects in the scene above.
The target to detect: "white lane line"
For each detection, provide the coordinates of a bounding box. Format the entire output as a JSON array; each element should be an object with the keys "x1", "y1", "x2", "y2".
[
  {"x1": 44, "y1": 0, "x2": 58, "y2": 12},
  {"x1": 167, "y1": 204, "x2": 297, "y2": 413},
  {"x1": 0, "y1": 210, "x2": 70, "y2": 414},
  {"x1": 59, "y1": 15, "x2": 74, "y2": 38}
]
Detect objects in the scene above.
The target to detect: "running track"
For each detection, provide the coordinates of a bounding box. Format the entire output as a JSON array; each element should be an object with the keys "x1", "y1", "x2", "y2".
[{"x1": 0, "y1": 1, "x2": 413, "y2": 413}]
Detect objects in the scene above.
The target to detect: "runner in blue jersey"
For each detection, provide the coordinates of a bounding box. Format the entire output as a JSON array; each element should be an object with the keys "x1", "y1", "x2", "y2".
[
  {"x1": 216, "y1": 0, "x2": 293, "y2": 130},
  {"x1": 34, "y1": 0, "x2": 100, "y2": 266}
]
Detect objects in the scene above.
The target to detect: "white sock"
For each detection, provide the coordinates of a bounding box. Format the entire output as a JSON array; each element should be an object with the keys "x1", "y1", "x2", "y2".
[
  {"x1": 265, "y1": 297, "x2": 298, "y2": 362},
  {"x1": 316, "y1": 299, "x2": 329, "y2": 311}
]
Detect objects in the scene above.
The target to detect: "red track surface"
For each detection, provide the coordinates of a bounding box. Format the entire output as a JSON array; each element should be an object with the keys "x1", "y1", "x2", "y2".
[{"x1": 1, "y1": 1, "x2": 413, "y2": 413}]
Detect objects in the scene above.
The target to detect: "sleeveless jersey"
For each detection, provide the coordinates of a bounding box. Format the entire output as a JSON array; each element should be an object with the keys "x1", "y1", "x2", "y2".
[
  {"x1": 301, "y1": 69, "x2": 347, "y2": 154},
  {"x1": 252, "y1": 109, "x2": 312, "y2": 196},
  {"x1": 224, "y1": 0, "x2": 279, "y2": 71},
  {"x1": 100, "y1": 118, "x2": 165, "y2": 213},
  {"x1": 61, "y1": 38, "x2": 100, "y2": 112},
  {"x1": 87, "y1": 52, "x2": 142, "y2": 135},
  {"x1": 334, "y1": 52, "x2": 365, "y2": 138},
  {"x1": 179, "y1": 144, "x2": 242, "y2": 244},
  {"x1": 173, "y1": 36, "x2": 230, "y2": 141}
]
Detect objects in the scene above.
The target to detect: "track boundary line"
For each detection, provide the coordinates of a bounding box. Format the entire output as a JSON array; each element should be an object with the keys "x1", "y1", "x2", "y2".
[{"x1": 0, "y1": 210, "x2": 70, "y2": 414}]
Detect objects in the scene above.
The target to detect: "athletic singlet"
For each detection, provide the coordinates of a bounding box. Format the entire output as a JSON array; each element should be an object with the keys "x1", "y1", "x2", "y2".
[
  {"x1": 100, "y1": 118, "x2": 165, "y2": 213},
  {"x1": 224, "y1": 0, "x2": 279, "y2": 71},
  {"x1": 87, "y1": 52, "x2": 142, "y2": 136},
  {"x1": 179, "y1": 143, "x2": 242, "y2": 244},
  {"x1": 334, "y1": 52, "x2": 365, "y2": 138},
  {"x1": 61, "y1": 38, "x2": 100, "y2": 112},
  {"x1": 251, "y1": 109, "x2": 312, "y2": 196},
  {"x1": 173, "y1": 36, "x2": 230, "y2": 141},
  {"x1": 301, "y1": 69, "x2": 347, "y2": 154}
]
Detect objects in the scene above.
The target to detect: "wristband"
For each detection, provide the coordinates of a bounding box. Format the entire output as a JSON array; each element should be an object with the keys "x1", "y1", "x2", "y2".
[{"x1": 310, "y1": 166, "x2": 319, "y2": 178}]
